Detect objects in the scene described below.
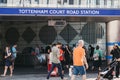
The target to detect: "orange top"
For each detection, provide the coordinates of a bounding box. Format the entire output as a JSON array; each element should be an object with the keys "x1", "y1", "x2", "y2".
[
  {"x1": 73, "y1": 47, "x2": 85, "y2": 66},
  {"x1": 59, "y1": 49, "x2": 64, "y2": 61}
]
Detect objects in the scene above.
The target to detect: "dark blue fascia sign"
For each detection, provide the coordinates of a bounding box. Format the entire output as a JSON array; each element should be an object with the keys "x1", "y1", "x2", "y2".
[{"x1": 0, "y1": 7, "x2": 120, "y2": 16}]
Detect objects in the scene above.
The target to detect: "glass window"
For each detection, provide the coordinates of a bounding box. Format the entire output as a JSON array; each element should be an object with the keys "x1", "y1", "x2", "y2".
[
  {"x1": 69, "y1": 0, "x2": 73, "y2": 4},
  {"x1": 96, "y1": 0, "x2": 100, "y2": 5},
  {"x1": 35, "y1": 0, "x2": 39, "y2": 4},
  {"x1": 79, "y1": 0, "x2": 81, "y2": 5},
  {"x1": 0, "y1": 0, "x2": 7, "y2": 3},
  {"x1": 46, "y1": 0, "x2": 49, "y2": 4},
  {"x1": 64, "y1": 0, "x2": 67, "y2": 3},
  {"x1": 104, "y1": 0, "x2": 107, "y2": 5},
  {"x1": 63, "y1": 0, "x2": 67, "y2": 4},
  {"x1": 111, "y1": 0, "x2": 114, "y2": 6}
]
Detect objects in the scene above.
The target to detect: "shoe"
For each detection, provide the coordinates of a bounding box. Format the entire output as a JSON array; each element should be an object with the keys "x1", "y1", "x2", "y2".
[
  {"x1": 1, "y1": 74, "x2": 5, "y2": 77},
  {"x1": 116, "y1": 76, "x2": 119, "y2": 78}
]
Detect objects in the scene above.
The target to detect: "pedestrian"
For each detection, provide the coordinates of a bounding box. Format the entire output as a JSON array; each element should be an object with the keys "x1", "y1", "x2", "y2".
[
  {"x1": 11, "y1": 43, "x2": 18, "y2": 71},
  {"x1": 46, "y1": 42, "x2": 65, "y2": 80},
  {"x1": 110, "y1": 44, "x2": 120, "y2": 78},
  {"x1": 59, "y1": 44, "x2": 65, "y2": 75},
  {"x1": 88, "y1": 45, "x2": 94, "y2": 60},
  {"x1": 1, "y1": 45, "x2": 13, "y2": 77},
  {"x1": 35, "y1": 44, "x2": 40, "y2": 55},
  {"x1": 71, "y1": 40, "x2": 88, "y2": 80},
  {"x1": 64, "y1": 44, "x2": 71, "y2": 68},
  {"x1": 92, "y1": 45, "x2": 103, "y2": 71}
]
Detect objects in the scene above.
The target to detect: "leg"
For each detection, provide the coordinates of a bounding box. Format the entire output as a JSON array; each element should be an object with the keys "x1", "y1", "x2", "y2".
[
  {"x1": 2, "y1": 66, "x2": 8, "y2": 76},
  {"x1": 71, "y1": 75, "x2": 76, "y2": 80},
  {"x1": 57, "y1": 64, "x2": 63, "y2": 79},
  {"x1": 71, "y1": 66, "x2": 78, "y2": 80},
  {"x1": 82, "y1": 75, "x2": 86, "y2": 80},
  {"x1": 46, "y1": 63, "x2": 56, "y2": 79},
  {"x1": 12, "y1": 62, "x2": 14, "y2": 70},
  {"x1": 61, "y1": 61, "x2": 64, "y2": 75},
  {"x1": 9, "y1": 65, "x2": 13, "y2": 76},
  {"x1": 79, "y1": 66, "x2": 86, "y2": 80}
]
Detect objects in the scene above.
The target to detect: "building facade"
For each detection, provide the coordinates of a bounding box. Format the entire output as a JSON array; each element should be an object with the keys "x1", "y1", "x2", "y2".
[
  {"x1": 0, "y1": 0, "x2": 120, "y2": 8},
  {"x1": 0, "y1": 0, "x2": 120, "y2": 65}
]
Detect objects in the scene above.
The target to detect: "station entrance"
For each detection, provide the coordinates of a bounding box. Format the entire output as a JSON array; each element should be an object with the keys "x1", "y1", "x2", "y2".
[{"x1": 0, "y1": 16, "x2": 120, "y2": 66}]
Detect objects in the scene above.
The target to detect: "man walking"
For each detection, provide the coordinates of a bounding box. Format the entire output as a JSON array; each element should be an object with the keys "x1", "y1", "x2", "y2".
[
  {"x1": 71, "y1": 40, "x2": 88, "y2": 80},
  {"x1": 46, "y1": 42, "x2": 64, "y2": 80}
]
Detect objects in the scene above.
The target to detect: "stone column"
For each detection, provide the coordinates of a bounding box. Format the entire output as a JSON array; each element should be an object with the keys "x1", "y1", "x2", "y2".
[{"x1": 106, "y1": 20, "x2": 120, "y2": 63}]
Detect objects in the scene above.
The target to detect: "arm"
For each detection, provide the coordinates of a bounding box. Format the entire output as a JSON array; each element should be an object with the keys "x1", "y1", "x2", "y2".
[
  {"x1": 83, "y1": 55, "x2": 88, "y2": 69},
  {"x1": 5, "y1": 52, "x2": 11, "y2": 59},
  {"x1": 116, "y1": 58, "x2": 120, "y2": 61},
  {"x1": 57, "y1": 49, "x2": 61, "y2": 59}
]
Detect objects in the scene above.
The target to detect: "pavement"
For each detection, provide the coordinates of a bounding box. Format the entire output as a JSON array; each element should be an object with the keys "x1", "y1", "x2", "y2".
[
  {"x1": 0, "y1": 73, "x2": 120, "y2": 80},
  {"x1": 0, "y1": 66, "x2": 120, "y2": 80}
]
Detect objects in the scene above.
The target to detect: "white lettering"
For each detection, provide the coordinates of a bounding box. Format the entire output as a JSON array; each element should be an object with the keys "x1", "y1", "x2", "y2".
[
  {"x1": 81, "y1": 10, "x2": 99, "y2": 15},
  {"x1": 49, "y1": 10, "x2": 65, "y2": 14},
  {"x1": 19, "y1": 9, "x2": 100, "y2": 15},
  {"x1": 66, "y1": 10, "x2": 79, "y2": 15},
  {"x1": 19, "y1": 9, "x2": 28, "y2": 13},
  {"x1": 19, "y1": 9, "x2": 48, "y2": 14}
]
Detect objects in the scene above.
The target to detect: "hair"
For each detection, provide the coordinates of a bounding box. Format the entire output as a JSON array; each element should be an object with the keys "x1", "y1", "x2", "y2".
[
  {"x1": 96, "y1": 45, "x2": 99, "y2": 50},
  {"x1": 78, "y1": 40, "x2": 84, "y2": 46},
  {"x1": 56, "y1": 42, "x2": 62, "y2": 45},
  {"x1": 5, "y1": 44, "x2": 10, "y2": 52},
  {"x1": 13, "y1": 43, "x2": 17, "y2": 47},
  {"x1": 114, "y1": 44, "x2": 119, "y2": 49},
  {"x1": 52, "y1": 43, "x2": 56, "y2": 47}
]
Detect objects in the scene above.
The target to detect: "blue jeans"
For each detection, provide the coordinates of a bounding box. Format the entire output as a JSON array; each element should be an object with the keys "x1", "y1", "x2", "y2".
[{"x1": 47, "y1": 63, "x2": 63, "y2": 79}]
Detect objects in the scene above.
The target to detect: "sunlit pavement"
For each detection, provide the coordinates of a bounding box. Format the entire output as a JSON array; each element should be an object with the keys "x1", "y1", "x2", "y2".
[
  {"x1": 0, "y1": 66, "x2": 119, "y2": 80},
  {"x1": 0, "y1": 73, "x2": 120, "y2": 80}
]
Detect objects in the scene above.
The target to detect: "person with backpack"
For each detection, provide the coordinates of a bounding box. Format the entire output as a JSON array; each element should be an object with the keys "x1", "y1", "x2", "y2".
[{"x1": 92, "y1": 45, "x2": 103, "y2": 71}]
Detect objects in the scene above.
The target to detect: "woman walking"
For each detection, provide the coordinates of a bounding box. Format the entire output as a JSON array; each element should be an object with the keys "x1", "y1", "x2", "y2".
[{"x1": 1, "y1": 45, "x2": 13, "y2": 77}]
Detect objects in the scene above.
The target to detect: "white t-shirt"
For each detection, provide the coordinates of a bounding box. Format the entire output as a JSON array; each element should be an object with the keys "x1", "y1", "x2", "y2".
[{"x1": 49, "y1": 46, "x2": 60, "y2": 64}]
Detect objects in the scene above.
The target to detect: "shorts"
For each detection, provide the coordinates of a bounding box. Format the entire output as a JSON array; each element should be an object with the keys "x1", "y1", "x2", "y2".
[{"x1": 73, "y1": 66, "x2": 86, "y2": 75}]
